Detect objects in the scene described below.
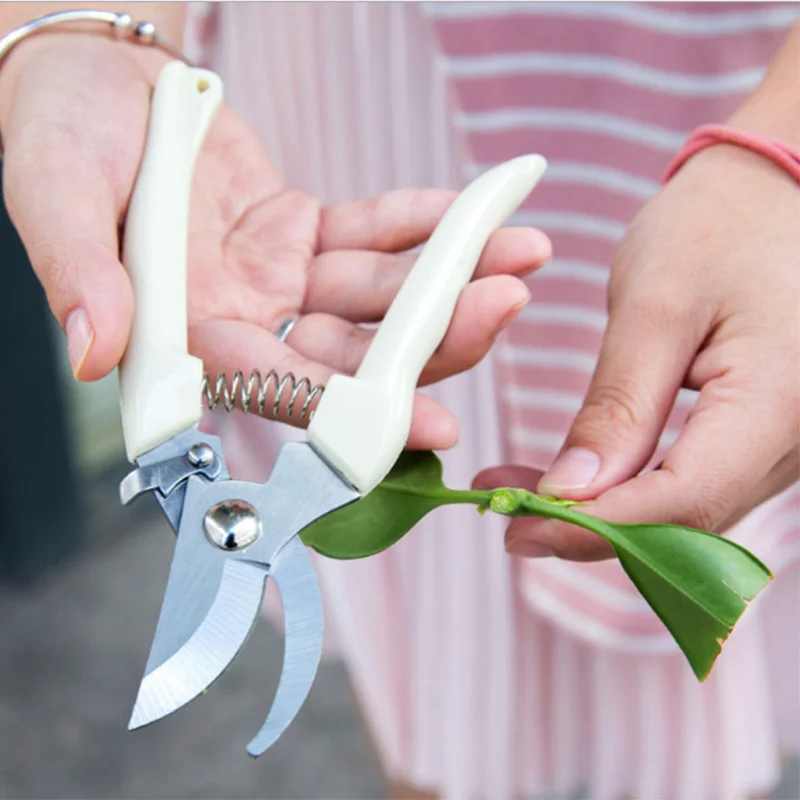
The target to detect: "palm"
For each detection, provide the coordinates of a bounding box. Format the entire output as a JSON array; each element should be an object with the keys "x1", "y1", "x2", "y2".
[
  {"x1": 187, "y1": 106, "x2": 321, "y2": 385},
  {"x1": 180, "y1": 105, "x2": 553, "y2": 449}
]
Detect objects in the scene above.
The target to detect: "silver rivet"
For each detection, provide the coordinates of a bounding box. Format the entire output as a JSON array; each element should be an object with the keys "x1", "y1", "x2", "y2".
[
  {"x1": 188, "y1": 443, "x2": 215, "y2": 468},
  {"x1": 204, "y1": 500, "x2": 262, "y2": 551}
]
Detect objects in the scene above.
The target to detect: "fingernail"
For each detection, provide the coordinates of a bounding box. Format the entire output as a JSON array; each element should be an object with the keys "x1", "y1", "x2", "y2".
[
  {"x1": 538, "y1": 447, "x2": 601, "y2": 493},
  {"x1": 65, "y1": 308, "x2": 93, "y2": 378},
  {"x1": 506, "y1": 539, "x2": 554, "y2": 559},
  {"x1": 499, "y1": 288, "x2": 531, "y2": 331}
]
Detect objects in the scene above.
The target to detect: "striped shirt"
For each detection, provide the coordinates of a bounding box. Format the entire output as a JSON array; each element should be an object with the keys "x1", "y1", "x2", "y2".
[{"x1": 188, "y1": 4, "x2": 799, "y2": 798}]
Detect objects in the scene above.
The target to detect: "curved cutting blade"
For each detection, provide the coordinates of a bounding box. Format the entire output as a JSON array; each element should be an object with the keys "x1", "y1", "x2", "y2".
[
  {"x1": 246, "y1": 537, "x2": 324, "y2": 757},
  {"x1": 128, "y1": 559, "x2": 267, "y2": 730}
]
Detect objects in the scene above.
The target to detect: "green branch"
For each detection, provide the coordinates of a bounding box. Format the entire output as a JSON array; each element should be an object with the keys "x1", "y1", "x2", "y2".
[{"x1": 300, "y1": 451, "x2": 772, "y2": 681}]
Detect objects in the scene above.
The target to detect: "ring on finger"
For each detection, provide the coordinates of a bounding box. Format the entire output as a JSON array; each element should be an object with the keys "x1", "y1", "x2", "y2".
[{"x1": 276, "y1": 316, "x2": 300, "y2": 343}]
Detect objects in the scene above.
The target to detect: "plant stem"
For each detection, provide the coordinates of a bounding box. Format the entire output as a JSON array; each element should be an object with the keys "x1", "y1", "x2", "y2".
[
  {"x1": 443, "y1": 489, "x2": 496, "y2": 505},
  {"x1": 488, "y1": 488, "x2": 611, "y2": 536},
  {"x1": 380, "y1": 482, "x2": 493, "y2": 506}
]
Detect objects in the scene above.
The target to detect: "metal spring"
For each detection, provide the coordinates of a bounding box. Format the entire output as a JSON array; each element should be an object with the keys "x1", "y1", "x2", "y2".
[{"x1": 202, "y1": 370, "x2": 325, "y2": 420}]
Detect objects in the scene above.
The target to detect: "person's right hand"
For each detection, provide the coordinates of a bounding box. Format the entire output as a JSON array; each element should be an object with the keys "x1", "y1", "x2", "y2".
[{"x1": 0, "y1": 34, "x2": 552, "y2": 450}]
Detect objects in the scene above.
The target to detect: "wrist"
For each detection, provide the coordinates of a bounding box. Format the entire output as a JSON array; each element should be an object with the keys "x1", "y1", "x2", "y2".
[
  {"x1": 726, "y1": 23, "x2": 800, "y2": 149},
  {"x1": 0, "y1": 30, "x2": 174, "y2": 135},
  {"x1": 726, "y1": 95, "x2": 800, "y2": 152},
  {"x1": 664, "y1": 139, "x2": 800, "y2": 232},
  {"x1": 5, "y1": 26, "x2": 175, "y2": 77},
  {"x1": 664, "y1": 125, "x2": 800, "y2": 186},
  {"x1": 0, "y1": 6, "x2": 188, "y2": 121},
  {"x1": 0, "y1": 3, "x2": 186, "y2": 42},
  {"x1": 676, "y1": 140, "x2": 784, "y2": 181},
  {"x1": 665, "y1": 23, "x2": 800, "y2": 186}
]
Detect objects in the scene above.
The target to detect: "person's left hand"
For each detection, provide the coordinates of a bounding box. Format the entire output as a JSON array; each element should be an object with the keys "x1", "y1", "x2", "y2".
[{"x1": 476, "y1": 143, "x2": 799, "y2": 560}]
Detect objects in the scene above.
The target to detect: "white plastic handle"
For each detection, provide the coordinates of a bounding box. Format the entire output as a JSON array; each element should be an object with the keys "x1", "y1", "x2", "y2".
[
  {"x1": 119, "y1": 62, "x2": 223, "y2": 461},
  {"x1": 308, "y1": 154, "x2": 547, "y2": 493}
]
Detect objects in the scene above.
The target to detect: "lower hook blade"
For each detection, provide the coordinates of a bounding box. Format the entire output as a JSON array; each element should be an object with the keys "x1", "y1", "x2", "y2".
[{"x1": 246, "y1": 537, "x2": 324, "y2": 756}]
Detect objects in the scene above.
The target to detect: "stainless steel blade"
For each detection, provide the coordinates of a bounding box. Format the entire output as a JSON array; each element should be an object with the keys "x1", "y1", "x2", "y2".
[
  {"x1": 128, "y1": 559, "x2": 267, "y2": 730},
  {"x1": 245, "y1": 537, "x2": 323, "y2": 757},
  {"x1": 129, "y1": 442, "x2": 358, "y2": 734}
]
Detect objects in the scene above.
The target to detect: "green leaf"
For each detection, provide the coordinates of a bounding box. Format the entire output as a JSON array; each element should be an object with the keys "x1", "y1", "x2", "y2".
[
  {"x1": 487, "y1": 489, "x2": 772, "y2": 680},
  {"x1": 300, "y1": 452, "x2": 773, "y2": 679},
  {"x1": 612, "y1": 530, "x2": 766, "y2": 679},
  {"x1": 301, "y1": 451, "x2": 483, "y2": 559}
]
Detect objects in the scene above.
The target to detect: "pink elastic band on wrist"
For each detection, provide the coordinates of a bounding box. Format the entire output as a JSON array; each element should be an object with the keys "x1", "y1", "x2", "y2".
[{"x1": 664, "y1": 124, "x2": 800, "y2": 184}]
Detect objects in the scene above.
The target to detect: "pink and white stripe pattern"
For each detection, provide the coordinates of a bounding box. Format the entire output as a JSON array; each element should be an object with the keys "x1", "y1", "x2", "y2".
[{"x1": 189, "y1": 3, "x2": 799, "y2": 798}]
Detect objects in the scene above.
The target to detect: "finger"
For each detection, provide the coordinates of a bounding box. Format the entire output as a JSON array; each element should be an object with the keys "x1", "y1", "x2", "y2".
[
  {"x1": 473, "y1": 464, "x2": 614, "y2": 560},
  {"x1": 288, "y1": 275, "x2": 531, "y2": 382},
  {"x1": 2, "y1": 133, "x2": 132, "y2": 381},
  {"x1": 496, "y1": 361, "x2": 796, "y2": 561},
  {"x1": 406, "y1": 394, "x2": 459, "y2": 451},
  {"x1": 536, "y1": 283, "x2": 709, "y2": 502},
  {"x1": 608, "y1": 363, "x2": 794, "y2": 533},
  {"x1": 190, "y1": 319, "x2": 459, "y2": 450},
  {"x1": 305, "y1": 227, "x2": 551, "y2": 322},
  {"x1": 318, "y1": 189, "x2": 460, "y2": 253}
]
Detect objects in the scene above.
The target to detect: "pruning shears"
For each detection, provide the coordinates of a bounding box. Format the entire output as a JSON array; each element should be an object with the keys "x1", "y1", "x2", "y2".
[{"x1": 118, "y1": 61, "x2": 546, "y2": 756}]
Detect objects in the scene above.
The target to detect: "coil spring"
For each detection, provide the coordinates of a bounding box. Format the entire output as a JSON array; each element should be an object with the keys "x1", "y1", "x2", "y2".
[{"x1": 202, "y1": 370, "x2": 325, "y2": 420}]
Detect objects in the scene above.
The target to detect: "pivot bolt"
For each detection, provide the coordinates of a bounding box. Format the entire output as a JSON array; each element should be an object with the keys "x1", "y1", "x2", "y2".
[{"x1": 204, "y1": 500, "x2": 262, "y2": 551}]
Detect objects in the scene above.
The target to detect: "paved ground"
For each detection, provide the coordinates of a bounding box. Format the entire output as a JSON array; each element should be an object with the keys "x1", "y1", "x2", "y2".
[{"x1": 0, "y1": 469, "x2": 797, "y2": 800}]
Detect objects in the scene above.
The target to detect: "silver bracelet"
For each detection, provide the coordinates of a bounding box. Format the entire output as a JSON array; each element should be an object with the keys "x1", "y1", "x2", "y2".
[
  {"x1": 0, "y1": 10, "x2": 191, "y2": 156},
  {"x1": 0, "y1": 9, "x2": 191, "y2": 70}
]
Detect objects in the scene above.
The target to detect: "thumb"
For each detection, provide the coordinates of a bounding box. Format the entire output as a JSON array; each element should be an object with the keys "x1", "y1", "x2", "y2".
[
  {"x1": 2, "y1": 136, "x2": 133, "y2": 382},
  {"x1": 538, "y1": 293, "x2": 702, "y2": 500}
]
